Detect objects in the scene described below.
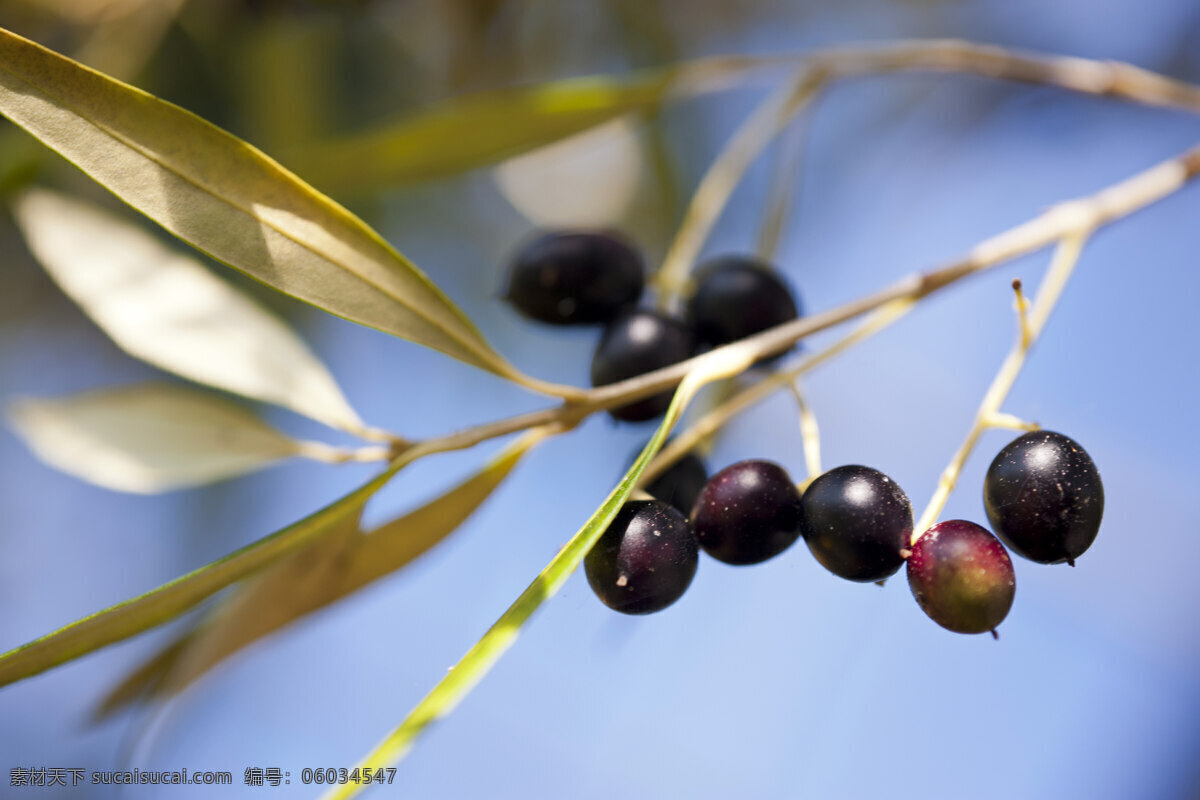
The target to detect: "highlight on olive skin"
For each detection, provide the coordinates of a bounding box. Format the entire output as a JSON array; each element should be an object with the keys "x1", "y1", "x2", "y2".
[
  {"x1": 686, "y1": 255, "x2": 800, "y2": 362},
  {"x1": 590, "y1": 309, "x2": 694, "y2": 422},
  {"x1": 983, "y1": 430, "x2": 1104, "y2": 566},
  {"x1": 690, "y1": 459, "x2": 804, "y2": 565},
  {"x1": 799, "y1": 464, "x2": 914, "y2": 582},
  {"x1": 584, "y1": 500, "x2": 699, "y2": 615},
  {"x1": 907, "y1": 520, "x2": 1016, "y2": 637},
  {"x1": 503, "y1": 230, "x2": 645, "y2": 326}
]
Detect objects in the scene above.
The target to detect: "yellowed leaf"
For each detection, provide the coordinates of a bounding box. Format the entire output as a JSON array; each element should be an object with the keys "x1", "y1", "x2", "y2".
[
  {"x1": 13, "y1": 189, "x2": 366, "y2": 434},
  {"x1": 93, "y1": 428, "x2": 548, "y2": 714},
  {"x1": 0, "y1": 455, "x2": 405, "y2": 689},
  {"x1": 7, "y1": 383, "x2": 303, "y2": 493}
]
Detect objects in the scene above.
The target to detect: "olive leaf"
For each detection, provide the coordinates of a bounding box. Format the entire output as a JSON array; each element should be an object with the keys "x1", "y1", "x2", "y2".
[
  {"x1": 325, "y1": 344, "x2": 760, "y2": 799},
  {"x1": 93, "y1": 429, "x2": 547, "y2": 717},
  {"x1": 284, "y1": 56, "x2": 772, "y2": 193},
  {"x1": 0, "y1": 453, "x2": 408, "y2": 689},
  {"x1": 0, "y1": 27, "x2": 550, "y2": 392},
  {"x1": 7, "y1": 383, "x2": 307, "y2": 494},
  {"x1": 12, "y1": 189, "x2": 368, "y2": 435},
  {"x1": 107, "y1": 439, "x2": 538, "y2": 711}
]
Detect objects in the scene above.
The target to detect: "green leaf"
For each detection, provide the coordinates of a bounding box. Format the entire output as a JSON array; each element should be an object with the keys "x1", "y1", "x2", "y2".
[
  {"x1": 284, "y1": 56, "x2": 772, "y2": 193},
  {"x1": 0, "y1": 454, "x2": 407, "y2": 689},
  {"x1": 325, "y1": 345, "x2": 759, "y2": 799},
  {"x1": 0, "y1": 26, "x2": 544, "y2": 390},
  {"x1": 7, "y1": 383, "x2": 306, "y2": 494},
  {"x1": 94, "y1": 428, "x2": 547, "y2": 716},
  {"x1": 12, "y1": 189, "x2": 368, "y2": 434}
]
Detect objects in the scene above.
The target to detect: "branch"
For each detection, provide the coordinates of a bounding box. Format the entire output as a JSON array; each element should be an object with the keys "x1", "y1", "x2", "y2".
[
  {"x1": 394, "y1": 140, "x2": 1199, "y2": 471},
  {"x1": 911, "y1": 233, "x2": 1089, "y2": 541},
  {"x1": 810, "y1": 40, "x2": 1200, "y2": 113}
]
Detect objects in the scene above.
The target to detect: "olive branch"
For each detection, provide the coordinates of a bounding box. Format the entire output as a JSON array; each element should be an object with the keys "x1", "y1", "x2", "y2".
[{"x1": 0, "y1": 26, "x2": 1196, "y2": 796}]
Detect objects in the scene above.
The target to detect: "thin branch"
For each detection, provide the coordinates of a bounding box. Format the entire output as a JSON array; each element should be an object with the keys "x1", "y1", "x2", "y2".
[
  {"x1": 653, "y1": 68, "x2": 829, "y2": 310},
  {"x1": 810, "y1": 40, "x2": 1200, "y2": 113},
  {"x1": 757, "y1": 96, "x2": 819, "y2": 262},
  {"x1": 640, "y1": 298, "x2": 915, "y2": 486},
  {"x1": 294, "y1": 442, "x2": 393, "y2": 464},
  {"x1": 397, "y1": 138, "x2": 1199, "y2": 475},
  {"x1": 911, "y1": 232, "x2": 1090, "y2": 542},
  {"x1": 788, "y1": 379, "x2": 823, "y2": 484}
]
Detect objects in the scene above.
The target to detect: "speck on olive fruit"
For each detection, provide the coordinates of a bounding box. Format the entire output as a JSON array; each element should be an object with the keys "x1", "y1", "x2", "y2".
[
  {"x1": 590, "y1": 309, "x2": 694, "y2": 422},
  {"x1": 799, "y1": 465, "x2": 914, "y2": 582},
  {"x1": 503, "y1": 230, "x2": 644, "y2": 325},
  {"x1": 907, "y1": 520, "x2": 1015, "y2": 636},
  {"x1": 690, "y1": 459, "x2": 804, "y2": 565},
  {"x1": 983, "y1": 430, "x2": 1104, "y2": 566},
  {"x1": 687, "y1": 255, "x2": 800, "y2": 361},
  {"x1": 585, "y1": 500, "x2": 699, "y2": 615}
]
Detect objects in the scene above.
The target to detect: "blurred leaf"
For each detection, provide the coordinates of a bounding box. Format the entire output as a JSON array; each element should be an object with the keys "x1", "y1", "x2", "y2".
[
  {"x1": 285, "y1": 56, "x2": 770, "y2": 192},
  {"x1": 7, "y1": 383, "x2": 305, "y2": 494},
  {"x1": 494, "y1": 116, "x2": 648, "y2": 228},
  {"x1": 13, "y1": 189, "x2": 367, "y2": 434},
  {"x1": 95, "y1": 428, "x2": 547, "y2": 716},
  {"x1": 90, "y1": 630, "x2": 196, "y2": 721},
  {"x1": 72, "y1": 0, "x2": 186, "y2": 82},
  {"x1": 340, "y1": 427, "x2": 547, "y2": 587},
  {"x1": 0, "y1": 26, "x2": 536, "y2": 388},
  {"x1": 327, "y1": 345, "x2": 761, "y2": 796},
  {"x1": 0, "y1": 452, "x2": 407, "y2": 689}
]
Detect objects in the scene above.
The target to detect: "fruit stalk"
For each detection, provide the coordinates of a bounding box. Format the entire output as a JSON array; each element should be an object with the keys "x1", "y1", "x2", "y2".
[{"x1": 911, "y1": 231, "x2": 1089, "y2": 542}]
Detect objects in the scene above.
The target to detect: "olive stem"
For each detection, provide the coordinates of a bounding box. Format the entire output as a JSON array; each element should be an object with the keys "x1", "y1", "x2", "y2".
[
  {"x1": 1012, "y1": 278, "x2": 1033, "y2": 349},
  {"x1": 638, "y1": 298, "x2": 914, "y2": 485},
  {"x1": 333, "y1": 141, "x2": 1198, "y2": 485},
  {"x1": 757, "y1": 91, "x2": 820, "y2": 263},
  {"x1": 294, "y1": 442, "x2": 394, "y2": 464},
  {"x1": 983, "y1": 412, "x2": 1041, "y2": 432},
  {"x1": 788, "y1": 379, "x2": 824, "y2": 482},
  {"x1": 911, "y1": 231, "x2": 1091, "y2": 543}
]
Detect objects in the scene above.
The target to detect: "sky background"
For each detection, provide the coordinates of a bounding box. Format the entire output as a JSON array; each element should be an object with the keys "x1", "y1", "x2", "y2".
[{"x1": 1, "y1": 0, "x2": 1199, "y2": 798}]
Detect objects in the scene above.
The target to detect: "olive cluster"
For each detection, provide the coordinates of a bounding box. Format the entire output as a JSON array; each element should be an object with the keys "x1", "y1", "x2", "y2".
[
  {"x1": 585, "y1": 432, "x2": 1103, "y2": 638},
  {"x1": 502, "y1": 230, "x2": 1104, "y2": 636},
  {"x1": 503, "y1": 230, "x2": 801, "y2": 421}
]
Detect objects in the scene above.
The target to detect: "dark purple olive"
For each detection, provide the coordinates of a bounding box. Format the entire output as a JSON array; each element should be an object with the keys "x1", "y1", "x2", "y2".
[
  {"x1": 504, "y1": 230, "x2": 644, "y2": 325},
  {"x1": 590, "y1": 309, "x2": 693, "y2": 422},
  {"x1": 585, "y1": 500, "x2": 699, "y2": 614},
  {"x1": 690, "y1": 460, "x2": 803, "y2": 565},
  {"x1": 687, "y1": 255, "x2": 800, "y2": 362},
  {"x1": 800, "y1": 465, "x2": 913, "y2": 582},
  {"x1": 983, "y1": 430, "x2": 1104, "y2": 566}
]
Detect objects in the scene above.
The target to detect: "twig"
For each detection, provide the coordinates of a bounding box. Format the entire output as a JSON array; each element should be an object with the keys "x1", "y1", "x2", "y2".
[
  {"x1": 788, "y1": 379, "x2": 823, "y2": 485},
  {"x1": 809, "y1": 40, "x2": 1200, "y2": 113},
  {"x1": 654, "y1": 68, "x2": 828, "y2": 310},
  {"x1": 911, "y1": 232, "x2": 1090, "y2": 542},
  {"x1": 640, "y1": 298, "x2": 914, "y2": 485},
  {"x1": 757, "y1": 96, "x2": 818, "y2": 262},
  {"x1": 294, "y1": 442, "x2": 393, "y2": 464},
  {"x1": 398, "y1": 139, "x2": 1199, "y2": 476}
]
